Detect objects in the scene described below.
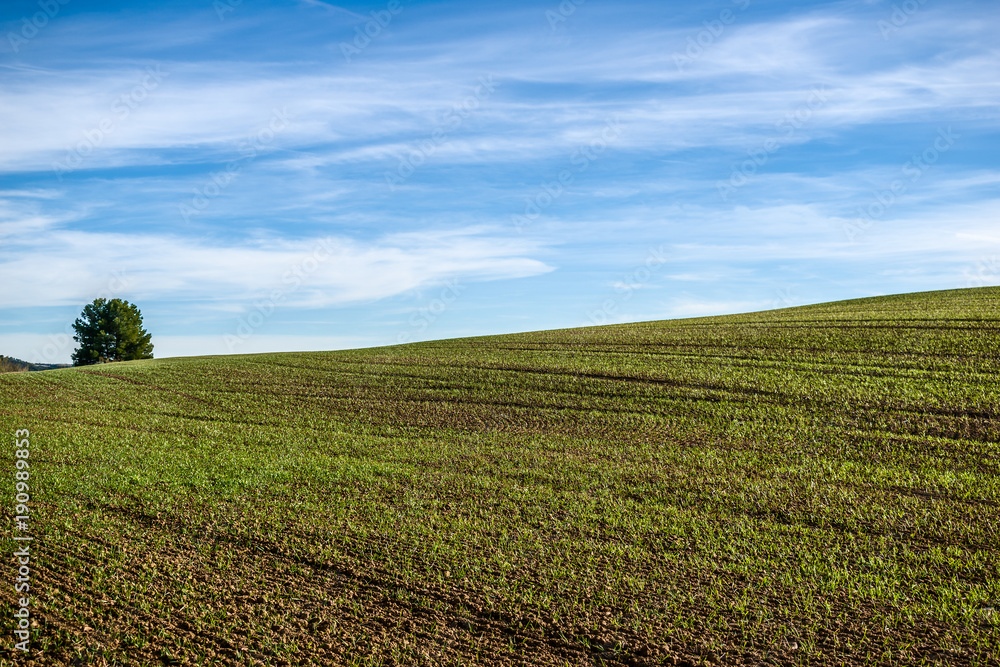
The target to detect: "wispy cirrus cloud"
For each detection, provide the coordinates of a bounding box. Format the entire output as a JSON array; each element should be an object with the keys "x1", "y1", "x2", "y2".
[
  {"x1": 0, "y1": 210, "x2": 552, "y2": 309},
  {"x1": 2, "y1": 7, "x2": 997, "y2": 174}
]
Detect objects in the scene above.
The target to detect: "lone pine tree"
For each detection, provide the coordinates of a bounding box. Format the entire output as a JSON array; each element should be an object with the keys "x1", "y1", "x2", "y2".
[{"x1": 71, "y1": 298, "x2": 154, "y2": 366}]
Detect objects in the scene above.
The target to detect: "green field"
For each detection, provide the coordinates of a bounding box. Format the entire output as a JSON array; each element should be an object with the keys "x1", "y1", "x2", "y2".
[{"x1": 1, "y1": 288, "x2": 998, "y2": 666}]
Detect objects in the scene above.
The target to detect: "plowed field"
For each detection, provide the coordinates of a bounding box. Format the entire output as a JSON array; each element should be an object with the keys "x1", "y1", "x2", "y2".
[{"x1": 1, "y1": 288, "x2": 998, "y2": 666}]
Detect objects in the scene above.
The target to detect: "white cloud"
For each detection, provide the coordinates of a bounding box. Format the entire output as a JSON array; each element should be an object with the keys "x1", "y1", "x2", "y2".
[
  {"x1": 0, "y1": 224, "x2": 553, "y2": 309},
  {"x1": 661, "y1": 299, "x2": 776, "y2": 319},
  {"x1": 151, "y1": 334, "x2": 376, "y2": 359},
  {"x1": 1, "y1": 9, "x2": 997, "y2": 175},
  {"x1": 0, "y1": 333, "x2": 383, "y2": 365},
  {"x1": 0, "y1": 333, "x2": 76, "y2": 366}
]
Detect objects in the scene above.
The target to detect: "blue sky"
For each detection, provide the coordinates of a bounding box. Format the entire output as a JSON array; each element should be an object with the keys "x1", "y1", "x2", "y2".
[{"x1": 1, "y1": 0, "x2": 998, "y2": 363}]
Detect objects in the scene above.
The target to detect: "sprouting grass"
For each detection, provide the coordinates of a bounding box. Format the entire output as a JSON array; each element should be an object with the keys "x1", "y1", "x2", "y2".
[{"x1": 0, "y1": 286, "x2": 998, "y2": 666}]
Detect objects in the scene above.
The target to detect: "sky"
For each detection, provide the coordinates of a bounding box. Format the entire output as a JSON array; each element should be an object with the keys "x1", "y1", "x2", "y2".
[{"x1": 1, "y1": 0, "x2": 998, "y2": 363}]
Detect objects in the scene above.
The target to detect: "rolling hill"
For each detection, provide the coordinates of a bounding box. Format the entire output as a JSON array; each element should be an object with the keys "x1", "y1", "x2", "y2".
[{"x1": 1, "y1": 287, "x2": 998, "y2": 666}]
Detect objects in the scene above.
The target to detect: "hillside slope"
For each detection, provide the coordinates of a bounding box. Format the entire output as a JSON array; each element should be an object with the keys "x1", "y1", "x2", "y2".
[{"x1": 1, "y1": 287, "x2": 998, "y2": 666}]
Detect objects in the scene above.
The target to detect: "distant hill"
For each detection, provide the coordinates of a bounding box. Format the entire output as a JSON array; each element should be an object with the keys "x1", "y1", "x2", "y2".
[
  {"x1": 0, "y1": 356, "x2": 28, "y2": 373},
  {"x1": 0, "y1": 355, "x2": 71, "y2": 372}
]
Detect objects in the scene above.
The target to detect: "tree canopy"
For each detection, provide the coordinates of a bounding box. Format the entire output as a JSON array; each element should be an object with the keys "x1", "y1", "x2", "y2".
[
  {"x1": 0, "y1": 356, "x2": 29, "y2": 373},
  {"x1": 71, "y1": 299, "x2": 154, "y2": 366}
]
